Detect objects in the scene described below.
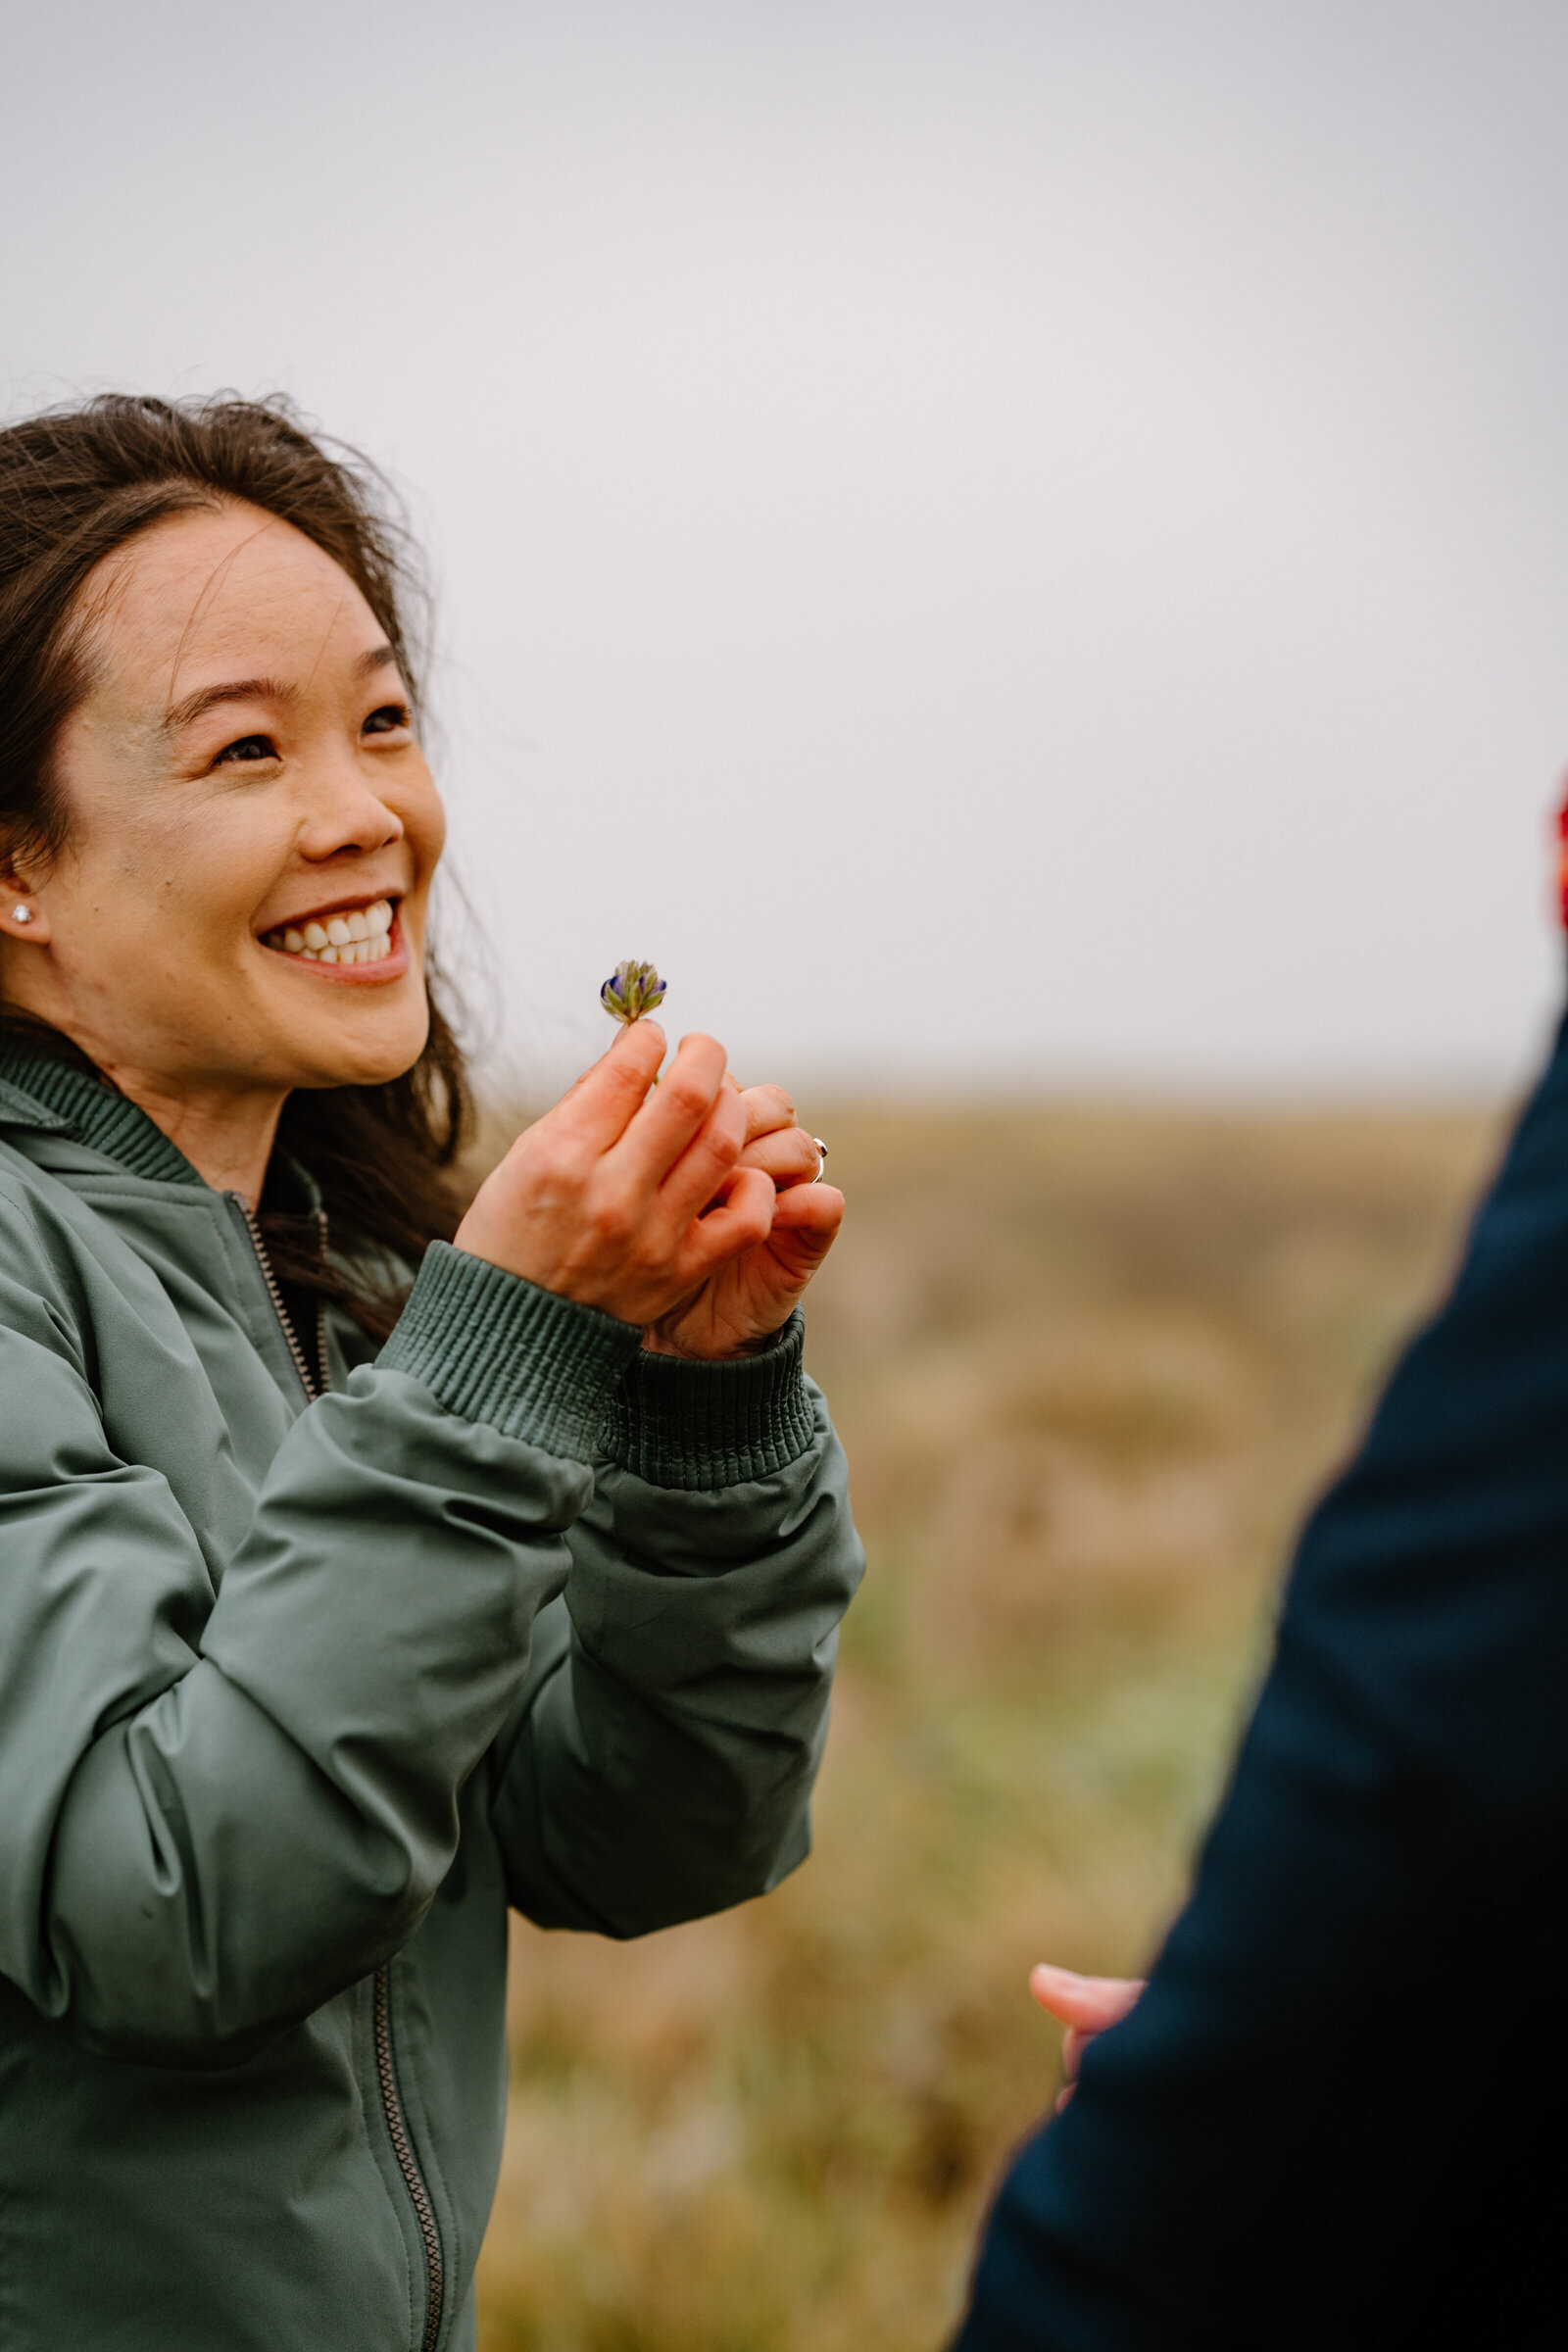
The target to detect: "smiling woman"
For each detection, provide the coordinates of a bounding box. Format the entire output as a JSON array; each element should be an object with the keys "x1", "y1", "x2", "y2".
[
  {"x1": 7, "y1": 499, "x2": 449, "y2": 1173},
  {"x1": 0, "y1": 398, "x2": 467, "y2": 1339},
  {"x1": 0, "y1": 395, "x2": 860, "y2": 2352}
]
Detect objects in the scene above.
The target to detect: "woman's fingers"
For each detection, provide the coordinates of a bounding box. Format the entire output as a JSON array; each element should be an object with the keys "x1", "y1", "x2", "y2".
[
  {"x1": 1029, "y1": 1964, "x2": 1145, "y2": 2037},
  {"x1": 665, "y1": 1166, "x2": 776, "y2": 1288},
  {"x1": 611, "y1": 1032, "x2": 731, "y2": 1188},
  {"x1": 765, "y1": 1179, "x2": 844, "y2": 1274},
  {"x1": 554, "y1": 1021, "x2": 667, "y2": 1150},
  {"x1": 739, "y1": 1124, "x2": 822, "y2": 1188},
  {"x1": 654, "y1": 1078, "x2": 751, "y2": 1230},
  {"x1": 738, "y1": 1082, "x2": 796, "y2": 1143}
]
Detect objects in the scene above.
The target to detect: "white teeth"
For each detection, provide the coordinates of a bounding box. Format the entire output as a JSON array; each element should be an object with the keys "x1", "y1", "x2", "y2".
[{"x1": 265, "y1": 899, "x2": 398, "y2": 963}]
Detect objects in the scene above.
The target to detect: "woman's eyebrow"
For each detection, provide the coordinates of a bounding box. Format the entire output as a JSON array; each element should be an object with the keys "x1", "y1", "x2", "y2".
[{"x1": 164, "y1": 675, "x2": 297, "y2": 731}]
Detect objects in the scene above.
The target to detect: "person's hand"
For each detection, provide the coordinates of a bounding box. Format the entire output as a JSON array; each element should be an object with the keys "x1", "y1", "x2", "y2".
[
  {"x1": 1030, "y1": 1962, "x2": 1145, "y2": 2112},
  {"x1": 642, "y1": 1077, "x2": 844, "y2": 1358},
  {"x1": 453, "y1": 1024, "x2": 778, "y2": 1338}
]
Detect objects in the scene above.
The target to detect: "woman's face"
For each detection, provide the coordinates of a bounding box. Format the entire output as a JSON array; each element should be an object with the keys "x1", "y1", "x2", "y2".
[{"x1": 1, "y1": 501, "x2": 446, "y2": 1100}]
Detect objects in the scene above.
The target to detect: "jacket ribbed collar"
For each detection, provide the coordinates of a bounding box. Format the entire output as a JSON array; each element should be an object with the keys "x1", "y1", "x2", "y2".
[
  {"x1": 0, "y1": 1044, "x2": 329, "y2": 1219},
  {"x1": 0, "y1": 1046, "x2": 208, "y2": 1187}
]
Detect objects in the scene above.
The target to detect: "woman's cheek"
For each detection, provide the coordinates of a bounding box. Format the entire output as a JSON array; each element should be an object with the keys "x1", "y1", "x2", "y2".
[{"x1": 404, "y1": 770, "x2": 448, "y2": 873}]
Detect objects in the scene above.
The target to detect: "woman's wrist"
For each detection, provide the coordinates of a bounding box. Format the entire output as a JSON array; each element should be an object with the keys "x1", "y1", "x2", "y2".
[{"x1": 639, "y1": 1320, "x2": 794, "y2": 1362}]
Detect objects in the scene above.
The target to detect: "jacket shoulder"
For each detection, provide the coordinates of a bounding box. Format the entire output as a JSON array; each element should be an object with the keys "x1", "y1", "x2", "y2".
[{"x1": 0, "y1": 1139, "x2": 148, "y2": 1364}]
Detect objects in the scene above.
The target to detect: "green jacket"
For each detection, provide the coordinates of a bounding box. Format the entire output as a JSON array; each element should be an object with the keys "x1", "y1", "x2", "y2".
[{"x1": 0, "y1": 1049, "x2": 862, "y2": 2351}]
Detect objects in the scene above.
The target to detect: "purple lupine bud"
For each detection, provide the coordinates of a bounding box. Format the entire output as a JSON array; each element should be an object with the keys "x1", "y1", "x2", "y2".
[{"x1": 600, "y1": 959, "x2": 668, "y2": 1025}]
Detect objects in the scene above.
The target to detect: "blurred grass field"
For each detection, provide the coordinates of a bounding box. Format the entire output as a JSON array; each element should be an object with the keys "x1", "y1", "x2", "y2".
[{"x1": 474, "y1": 1098, "x2": 1502, "y2": 2352}]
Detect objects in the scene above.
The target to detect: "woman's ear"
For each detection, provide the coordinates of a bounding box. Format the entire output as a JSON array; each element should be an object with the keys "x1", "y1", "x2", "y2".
[{"x1": 0, "y1": 857, "x2": 50, "y2": 945}]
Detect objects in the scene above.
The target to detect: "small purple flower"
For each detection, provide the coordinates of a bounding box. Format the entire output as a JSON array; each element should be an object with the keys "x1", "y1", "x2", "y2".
[{"x1": 600, "y1": 959, "x2": 667, "y2": 1026}]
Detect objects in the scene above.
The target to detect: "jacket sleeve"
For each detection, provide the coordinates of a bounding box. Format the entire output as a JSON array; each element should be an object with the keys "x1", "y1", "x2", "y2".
[
  {"x1": 955, "y1": 1007, "x2": 1568, "y2": 2352},
  {"x1": 487, "y1": 1310, "x2": 864, "y2": 1935},
  {"x1": 0, "y1": 1234, "x2": 644, "y2": 2068}
]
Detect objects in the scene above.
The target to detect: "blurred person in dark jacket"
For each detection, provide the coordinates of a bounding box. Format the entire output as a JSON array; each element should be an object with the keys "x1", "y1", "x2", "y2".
[{"x1": 953, "y1": 846, "x2": 1568, "y2": 2352}]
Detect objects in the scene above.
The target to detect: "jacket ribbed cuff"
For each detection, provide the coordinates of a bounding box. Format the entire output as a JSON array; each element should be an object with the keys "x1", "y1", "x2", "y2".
[
  {"x1": 598, "y1": 1310, "x2": 815, "y2": 1492},
  {"x1": 378, "y1": 1242, "x2": 643, "y2": 1459}
]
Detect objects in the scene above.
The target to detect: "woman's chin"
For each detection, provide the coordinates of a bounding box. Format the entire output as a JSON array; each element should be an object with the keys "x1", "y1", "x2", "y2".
[{"x1": 277, "y1": 995, "x2": 432, "y2": 1094}]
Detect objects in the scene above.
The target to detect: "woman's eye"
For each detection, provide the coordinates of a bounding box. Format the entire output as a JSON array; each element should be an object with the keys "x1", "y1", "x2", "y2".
[
  {"x1": 213, "y1": 734, "x2": 278, "y2": 766},
  {"x1": 363, "y1": 704, "x2": 412, "y2": 737}
]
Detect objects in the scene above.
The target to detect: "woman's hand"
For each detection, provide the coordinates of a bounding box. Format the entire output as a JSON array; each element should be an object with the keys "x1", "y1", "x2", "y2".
[
  {"x1": 642, "y1": 1078, "x2": 844, "y2": 1358},
  {"x1": 453, "y1": 1024, "x2": 779, "y2": 1335},
  {"x1": 1029, "y1": 1962, "x2": 1145, "y2": 2112}
]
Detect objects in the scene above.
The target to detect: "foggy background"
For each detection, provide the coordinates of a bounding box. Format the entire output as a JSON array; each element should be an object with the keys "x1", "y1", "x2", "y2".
[{"x1": 5, "y1": 0, "x2": 1568, "y2": 1098}]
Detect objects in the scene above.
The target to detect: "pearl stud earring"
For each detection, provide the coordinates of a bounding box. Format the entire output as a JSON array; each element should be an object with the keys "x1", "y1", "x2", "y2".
[{"x1": 12, "y1": 905, "x2": 33, "y2": 924}]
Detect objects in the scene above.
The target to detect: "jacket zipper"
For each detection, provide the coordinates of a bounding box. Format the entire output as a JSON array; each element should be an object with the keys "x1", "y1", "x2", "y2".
[
  {"x1": 374, "y1": 1962, "x2": 446, "y2": 2352},
  {"x1": 232, "y1": 1194, "x2": 445, "y2": 2349},
  {"x1": 227, "y1": 1195, "x2": 319, "y2": 1402},
  {"x1": 309, "y1": 1204, "x2": 332, "y2": 1397}
]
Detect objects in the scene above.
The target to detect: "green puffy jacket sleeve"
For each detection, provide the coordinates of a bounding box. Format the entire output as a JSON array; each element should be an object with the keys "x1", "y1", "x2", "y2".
[
  {"x1": 0, "y1": 1214, "x2": 858, "y2": 2068},
  {"x1": 487, "y1": 1320, "x2": 863, "y2": 1936}
]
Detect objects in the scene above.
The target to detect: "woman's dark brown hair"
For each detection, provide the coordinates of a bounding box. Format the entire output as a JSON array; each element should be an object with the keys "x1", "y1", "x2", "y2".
[{"x1": 0, "y1": 392, "x2": 472, "y2": 1339}]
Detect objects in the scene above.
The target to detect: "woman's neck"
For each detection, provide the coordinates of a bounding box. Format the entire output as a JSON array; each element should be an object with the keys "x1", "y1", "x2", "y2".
[{"x1": 97, "y1": 1062, "x2": 287, "y2": 1205}]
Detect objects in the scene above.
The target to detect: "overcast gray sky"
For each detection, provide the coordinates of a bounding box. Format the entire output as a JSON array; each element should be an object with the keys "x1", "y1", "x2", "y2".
[{"x1": 5, "y1": 0, "x2": 1568, "y2": 1095}]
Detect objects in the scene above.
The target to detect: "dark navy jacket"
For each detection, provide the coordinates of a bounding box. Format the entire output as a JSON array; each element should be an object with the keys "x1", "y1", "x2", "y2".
[{"x1": 955, "y1": 1009, "x2": 1568, "y2": 2351}]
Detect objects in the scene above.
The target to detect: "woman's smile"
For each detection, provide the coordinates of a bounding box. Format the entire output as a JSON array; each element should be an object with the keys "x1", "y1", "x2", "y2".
[{"x1": 259, "y1": 893, "x2": 408, "y2": 977}]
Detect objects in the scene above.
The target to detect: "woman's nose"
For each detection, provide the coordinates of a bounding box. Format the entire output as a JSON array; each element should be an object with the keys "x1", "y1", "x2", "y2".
[{"x1": 297, "y1": 757, "x2": 407, "y2": 860}]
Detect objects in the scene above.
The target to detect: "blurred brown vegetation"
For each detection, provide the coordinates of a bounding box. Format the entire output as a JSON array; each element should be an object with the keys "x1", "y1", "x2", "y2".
[{"x1": 475, "y1": 1099, "x2": 1502, "y2": 2352}]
